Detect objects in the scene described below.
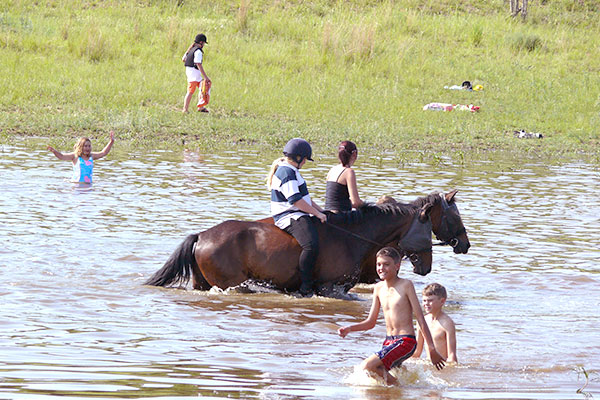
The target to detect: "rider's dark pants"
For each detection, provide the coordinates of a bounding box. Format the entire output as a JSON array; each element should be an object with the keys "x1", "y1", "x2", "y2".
[{"x1": 284, "y1": 215, "x2": 319, "y2": 292}]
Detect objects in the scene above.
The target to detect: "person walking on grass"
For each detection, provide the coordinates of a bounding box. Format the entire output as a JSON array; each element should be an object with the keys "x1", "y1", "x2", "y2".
[
  {"x1": 182, "y1": 33, "x2": 211, "y2": 113},
  {"x1": 47, "y1": 131, "x2": 115, "y2": 184}
]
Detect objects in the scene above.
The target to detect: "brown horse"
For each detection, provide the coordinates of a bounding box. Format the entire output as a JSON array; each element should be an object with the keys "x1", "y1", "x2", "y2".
[
  {"x1": 144, "y1": 200, "x2": 436, "y2": 295},
  {"x1": 255, "y1": 190, "x2": 471, "y2": 284},
  {"x1": 357, "y1": 190, "x2": 470, "y2": 283}
]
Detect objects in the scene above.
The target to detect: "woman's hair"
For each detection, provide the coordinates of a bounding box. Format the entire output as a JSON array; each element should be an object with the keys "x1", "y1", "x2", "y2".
[
  {"x1": 73, "y1": 137, "x2": 91, "y2": 158},
  {"x1": 338, "y1": 140, "x2": 357, "y2": 167},
  {"x1": 265, "y1": 157, "x2": 287, "y2": 189}
]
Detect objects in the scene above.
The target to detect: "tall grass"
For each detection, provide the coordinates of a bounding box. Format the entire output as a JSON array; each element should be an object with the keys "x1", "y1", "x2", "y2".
[{"x1": 0, "y1": 0, "x2": 599, "y2": 158}]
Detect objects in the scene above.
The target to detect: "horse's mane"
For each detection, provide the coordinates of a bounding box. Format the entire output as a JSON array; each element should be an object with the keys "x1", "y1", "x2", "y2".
[
  {"x1": 356, "y1": 201, "x2": 416, "y2": 218},
  {"x1": 339, "y1": 192, "x2": 442, "y2": 224},
  {"x1": 410, "y1": 192, "x2": 442, "y2": 208}
]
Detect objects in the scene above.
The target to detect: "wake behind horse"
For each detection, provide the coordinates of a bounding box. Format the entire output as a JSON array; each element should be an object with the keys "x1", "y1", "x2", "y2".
[{"x1": 145, "y1": 199, "x2": 438, "y2": 295}]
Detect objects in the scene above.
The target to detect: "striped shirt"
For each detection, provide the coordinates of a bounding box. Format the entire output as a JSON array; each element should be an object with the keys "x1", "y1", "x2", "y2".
[{"x1": 270, "y1": 160, "x2": 313, "y2": 229}]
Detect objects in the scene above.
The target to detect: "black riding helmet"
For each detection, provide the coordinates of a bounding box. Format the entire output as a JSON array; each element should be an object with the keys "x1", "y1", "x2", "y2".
[{"x1": 283, "y1": 138, "x2": 313, "y2": 163}]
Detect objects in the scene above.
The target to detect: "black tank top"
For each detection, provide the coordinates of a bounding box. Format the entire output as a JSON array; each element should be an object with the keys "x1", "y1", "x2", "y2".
[{"x1": 325, "y1": 181, "x2": 351, "y2": 211}]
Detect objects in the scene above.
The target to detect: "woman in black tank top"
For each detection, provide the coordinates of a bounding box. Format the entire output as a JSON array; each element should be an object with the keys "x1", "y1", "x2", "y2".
[{"x1": 325, "y1": 140, "x2": 364, "y2": 212}]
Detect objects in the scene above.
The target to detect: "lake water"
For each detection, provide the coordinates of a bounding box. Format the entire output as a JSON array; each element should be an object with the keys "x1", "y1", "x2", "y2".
[{"x1": 1, "y1": 138, "x2": 599, "y2": 400}]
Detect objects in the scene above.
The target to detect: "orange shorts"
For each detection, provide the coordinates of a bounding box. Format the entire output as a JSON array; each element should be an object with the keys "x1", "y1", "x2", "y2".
[{"x1": 187, "y1": 81, "x2": 201, "y2": 94}]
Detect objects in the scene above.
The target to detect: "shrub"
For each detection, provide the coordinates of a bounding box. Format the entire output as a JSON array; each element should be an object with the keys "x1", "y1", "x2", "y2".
[{"x1": 510, "y1": 32, "x2": 543, "y2": 52}]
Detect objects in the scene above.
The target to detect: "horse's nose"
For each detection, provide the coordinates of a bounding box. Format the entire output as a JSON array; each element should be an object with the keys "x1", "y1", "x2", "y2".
[{"x1": 454, "y1": 240, "x2": 470, "y2": 254}]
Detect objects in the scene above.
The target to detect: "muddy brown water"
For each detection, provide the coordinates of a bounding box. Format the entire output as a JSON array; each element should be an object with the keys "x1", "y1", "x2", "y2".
[{"x1": 1, "y1": 139, "x2": 598, "y2": 399}]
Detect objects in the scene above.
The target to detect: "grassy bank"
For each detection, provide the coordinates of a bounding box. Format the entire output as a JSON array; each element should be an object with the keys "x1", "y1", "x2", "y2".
[{"x1": 1, "y1": 0, "x2": 599, "y2": 160}]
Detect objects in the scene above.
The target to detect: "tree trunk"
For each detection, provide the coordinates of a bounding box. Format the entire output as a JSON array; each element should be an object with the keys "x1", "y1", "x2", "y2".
[{"x1": 510, "y1": 0, "x2": 528, "y2": 19}]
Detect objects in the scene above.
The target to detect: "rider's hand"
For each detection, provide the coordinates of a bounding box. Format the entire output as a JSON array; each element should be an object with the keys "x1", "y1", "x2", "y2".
[{"x1": 317, "y1": 212, "x2": 327, "y2": 224}]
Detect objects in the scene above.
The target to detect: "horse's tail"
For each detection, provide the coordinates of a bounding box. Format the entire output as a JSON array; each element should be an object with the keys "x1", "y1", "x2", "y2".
[{"x1": 144, "y1": 233, "x2": 199, "y2": 287}]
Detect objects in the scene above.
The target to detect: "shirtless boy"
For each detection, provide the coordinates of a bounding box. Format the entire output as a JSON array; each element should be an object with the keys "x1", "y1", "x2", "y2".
[
  {"x1": 413, "y1": 283, "x2": 458, "y2": 363},
  {"x1": 338, "y1": 247, "x2": 445, "y2": 385}
]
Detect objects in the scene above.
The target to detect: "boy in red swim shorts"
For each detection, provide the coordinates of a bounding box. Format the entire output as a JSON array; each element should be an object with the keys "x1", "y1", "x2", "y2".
[{"x1": 338, "y1": 247, "x2": 445, "y2": 384}]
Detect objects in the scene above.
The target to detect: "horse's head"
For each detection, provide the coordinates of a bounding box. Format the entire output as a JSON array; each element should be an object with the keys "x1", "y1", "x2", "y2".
[
  {"x1": 397, "y1": 204, "x2": 434, "y2": 276},
  {"x1": 430, "y1": 190, "x2": 470, "y2": 254}
]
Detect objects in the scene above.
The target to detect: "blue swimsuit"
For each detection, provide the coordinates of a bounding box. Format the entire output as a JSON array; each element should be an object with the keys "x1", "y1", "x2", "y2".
[{"x1": 72, "y1": 156, "x2": 94, "y2": 183}]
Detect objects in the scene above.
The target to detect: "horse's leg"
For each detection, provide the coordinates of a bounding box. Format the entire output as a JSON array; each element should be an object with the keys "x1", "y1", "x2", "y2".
[{"x1": 191, "y1": 240, "x2": 212, "y2": 290}]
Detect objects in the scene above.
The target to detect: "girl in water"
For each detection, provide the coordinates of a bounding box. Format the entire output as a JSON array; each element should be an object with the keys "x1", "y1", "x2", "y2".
[
  {"x1": 325, "y1": 140, "x2": 364, "y2": 212},
  {"x1": 47, "y1": 131, "x2": 115, "y2": 184},
  {"x1": 266, "y1": 138, "x2": 327, "y2": 296}
]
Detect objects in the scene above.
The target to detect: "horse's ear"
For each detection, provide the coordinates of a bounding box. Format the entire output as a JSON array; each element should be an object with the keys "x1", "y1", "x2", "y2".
[
  {"x1": 445, "y1": 189, "x2": 459, "y2": 204},
  {"x1": 419, "y1": 203, "x2": 433, "y2": 222}
]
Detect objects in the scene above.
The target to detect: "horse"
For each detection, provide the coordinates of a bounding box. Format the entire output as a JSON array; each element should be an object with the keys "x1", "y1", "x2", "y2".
[
  {"x1": 357, "y1": 190, "x2": 470, "y2": 283},
  {"x1": 144, "y1": 199, "x2": 437, "y2": 296},
  {"x1": 254, "y1": 189, "x2": 470, "y2": 284}
]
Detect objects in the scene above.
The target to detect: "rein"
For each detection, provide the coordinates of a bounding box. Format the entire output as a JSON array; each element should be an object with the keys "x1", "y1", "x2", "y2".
[
  {"x1": 325, "y1": 221, "x2": 384, "y2": 247},
  {"x1": 326, "y1": 220, "x2": 454, "y2": 247}
]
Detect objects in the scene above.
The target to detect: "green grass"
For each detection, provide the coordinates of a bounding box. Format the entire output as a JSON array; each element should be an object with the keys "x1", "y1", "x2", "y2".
[{"x1": 1, "y1": 0, "x2": 599, "y2": 160}]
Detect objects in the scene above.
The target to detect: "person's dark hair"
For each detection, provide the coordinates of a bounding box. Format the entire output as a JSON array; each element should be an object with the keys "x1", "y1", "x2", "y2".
[
  {"x1": 376, "y1": 246, "x2": 402, "y2": 264},
  {"x1": 338, "y1": 140, "x2": 357, "y2": 167}
]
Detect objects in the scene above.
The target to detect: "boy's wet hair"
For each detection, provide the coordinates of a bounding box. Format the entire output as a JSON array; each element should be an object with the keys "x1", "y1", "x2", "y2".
[
  {"x1": 376, "y1": 246, "x2": 402, "y2": 264},
  {"x1": 423, "y1": 283, "x2": 447, "y2": 299}
]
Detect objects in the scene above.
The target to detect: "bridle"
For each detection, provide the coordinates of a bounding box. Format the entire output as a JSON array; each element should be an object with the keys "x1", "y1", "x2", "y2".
[
  {"x1": 396, "y1": 212, "x2": 432, "y2": 265},
  {"x1": 325, "y1": 210, "x2": 432, "y2": 264},
  {"x1": 434, "y1": 193, "x2": 466, "y2": 248}
]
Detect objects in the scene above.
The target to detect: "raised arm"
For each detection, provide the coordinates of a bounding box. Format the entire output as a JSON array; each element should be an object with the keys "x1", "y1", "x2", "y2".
[
  {"x1": 408, "y1": 282, "x2": 445, "y2": 370},
  {"x1": 338, "y1": 286, "x2": 381, "y2": 337},
  {"x1": 92, "y1": 131, "x2": 115, "y2": 160},
  {"x1": 47, "y1": 145, "x2": 75, "y2": 161},
  {"x1": 345, "y1": 168, "x2": 364, "y2": 209}
]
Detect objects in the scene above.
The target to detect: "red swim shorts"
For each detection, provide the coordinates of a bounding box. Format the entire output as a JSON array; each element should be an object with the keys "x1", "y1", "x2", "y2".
[{"x1": 376, "y1": 335, "x2": 417, "y2": 370}]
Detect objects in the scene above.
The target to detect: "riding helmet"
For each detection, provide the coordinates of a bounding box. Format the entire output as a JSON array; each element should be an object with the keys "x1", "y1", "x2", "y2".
[{"x1": 283, "y1": 138, "x2": 313, "y2": 161}]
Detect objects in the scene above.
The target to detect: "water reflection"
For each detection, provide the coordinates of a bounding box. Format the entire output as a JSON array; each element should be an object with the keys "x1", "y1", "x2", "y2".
[{"x1": 0, "y1": 361, "x2": 268, "y2": 398}]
